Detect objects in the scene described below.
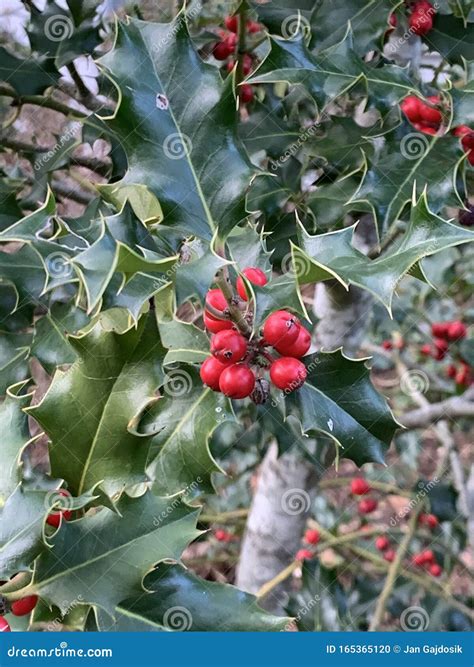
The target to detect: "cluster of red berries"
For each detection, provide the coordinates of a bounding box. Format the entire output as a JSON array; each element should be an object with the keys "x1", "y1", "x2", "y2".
[
  {"x1": 401, "y1": 95, "x2": 474, "y2": 164},
  {"x1": 351, "y1": 478, "x2": 378, "y2": 514},
  {"x1": 407, "y1": 0, "x2": 436, "y2": 35},
  {"x1": 200, "y1": 268, "x2": 310, "y2": 401},
  {"x1": 401, "y1": 95, "x2": 443, "y2": 135},
  {"x1": 295, "y1": 528, "x2": 321, "y2": 561},
  {"x1": 420, "y1": 320, "x2": 472, "y2": 386},
  {"x1": 375, "y1": 535, "x2": 396, "y2": 563},
  {"x1": 411, "y1": 549, "x2": 442, "y2": 576},
  {"x1": 212, "y1": 15, "x2": 262, "y2": 104},
  {"x1": 0, "y1": 489, "x2": 74, "y2": 631}
]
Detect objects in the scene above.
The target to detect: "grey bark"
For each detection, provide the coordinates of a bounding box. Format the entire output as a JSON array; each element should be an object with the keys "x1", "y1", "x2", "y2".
[{"x1": 236, "y1": 219, "x2": 376, "y2": 613}]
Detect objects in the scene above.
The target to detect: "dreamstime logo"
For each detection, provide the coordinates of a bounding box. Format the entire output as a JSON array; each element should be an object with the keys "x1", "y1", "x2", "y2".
[
  {"x1": 400, "y1": 370, "x2": 429, "y2": 396},
  {"x1": 281, "y1": 488, "x2": 311, "y2": 516},
  {"x1": 46, "y1": 596, "x2": 84, "y2": 631},
  {"x1": 163, "y1": 606, "x2": 193, "y2": 631},
  {"x1": 44, "y1": 489, "x2": 74, "y2": 514},
  {"x1": 281, "y1": 14, "x2": 311, "y2": 41},
  {"x1": 152, "y1": 2, "x2": 202, "y2": 54},
  {"x1": 153, "y1": 478, "x2": 202, "y2": 527},
  {"x1": 400, "y1": 133, "x2": 430, "y2": 160},
  {"x1": 389, "y1": 477, "x2": 438, "y2": 526},
  {"x1": 280, "y1": 251, "x2": 311, "y2": 279},
  {"x1": 44, "y1": 15, "x2": 74, "y2": 42},
  {"x1": 46, "y1": 252, "x2": 74, "y2": 279},
  {"x1": 269, "y1": 123, "x2": 319, "y2": 170},
  {"x1": 386, "y1": 2, "x2": 439, "y2": 53},
  {"x1": 163, "y1": 133, "x2": 192, "y2": 159},
  {"x1": 400, "y1": 606, "x2": 430, "y2": 631},
  {"x1": 34, "y1": 122, "x2": 81, "y2": 171},
  {"x1": 162, "y1": 368, "x2": 193, "y2": 397}
]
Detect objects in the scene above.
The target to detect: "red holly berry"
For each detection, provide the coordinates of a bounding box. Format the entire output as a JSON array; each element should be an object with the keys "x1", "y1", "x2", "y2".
[
  {"x1": 382, "y1": 340, "x2": 393, "y2": 350},
  {"x1": 224, "y1": 15, "x2": 238, "y2": 33},
  {"x1": 409, "y1": 9, "x2": 433, "y2": 35},
  {"x1": 295, "y1": 548, "x2": 313, "y2": 561},
  {"x1": 419, "y1": 513, "x2": 438, "y2": 529},
  {"x1": 200, "y1": 356, "x2": 228, "y2": 391},
  {"x1": 0, "y1": 617, "x2": 11, "y2": 632},
  {"x1": 239, "y1": 83, "x2": 254, "y2": 104},
  {"x1": 215, "y1": 529, "x2": 233, "y2": 542},
  {"x1": 236, "y1": 267, "x2": 268, "y2": 300},
  {"x1": 401, "y1": 96, "x2": 422, "y2": 123},
  {"x1": 461, "y1": 131, "x2": 474, "y2": 152},
  {"x1": 389, "y1": 13, "x2": 397, "y2": 27},
  {"x1": 453, "y1": 125, "x2": 472, "y2": 137},
  {"x1": 383, "y1": 549, "x2": 395, "y2": 562},
  {"x1": 304, "y1": 529, "x2": 320, "y2": 545},
  {"x1": 263, "y1": 310, "x2": 300, "y2": 347},
  {"x1": 420, "y1": 343, "x2": 432, "y2": 356},
  {"x1": 203, "y1": 312, "x2": 233, "y2": 333},
  {"x1": 212, "y1": 40, "x2": 233, "y2": 61},
  {"x1": 358, "y1": 498, "x2": 377, "y2": 514},
  {"x1": 205, "y1": 289, "x2": 228, "y2": 316},
  {"x1": 375, "y1": 535, "x2": 390, "y2": 551},
  {"x1": 46, "y1": 489, "x2": 72, "y2": 528},
  {"x1": 433, "y1": 337, "x2": 449, "y2": 360},
  {"x1": 429, "y1": 563, "x2": 442, "y2": 577},
  {"x1": 431, "y1": 322, "x2": 449, "y2": 338},
  {"x1": 455, "y1": 362, "x2": 471, "y2": 387},
  {"x1": 227, "y1": 54, "x2": 253, "y2": 75},
  {"x1": 11, "y1": 595, "x2": 38, "y2": 617},
  {"x1": 447, "y1": 320, "x2": 467, "y2": 341},
  {"x1": 412, "y1": 549, "x2": 434, "y2": 566},
  {"x1": 219, "y1": 364, "x2": 255, "y2": 398},
  {"x1": 419, "y1": 96, "x2": 442, "y2": 124},
  {"x1": 275, "y1": 326, "x2": 311, "y2": 358},
  {"x1": 351, "y1": 478, "x2": 371, "y2": 495},
  {"x1": 247, "y1": 20, "x2": 262, "y2": 33},
  {"x1": 446, "y1": 364, "x2": 457, "y2": 379},
  {"x1": 270, "y1": 357, "x2": 307, "y2": 392},
  {"x1": 211, "y1": 330, "x2": 248, "y2": 365}
]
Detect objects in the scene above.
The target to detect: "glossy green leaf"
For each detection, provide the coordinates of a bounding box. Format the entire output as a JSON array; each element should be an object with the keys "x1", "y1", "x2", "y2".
[
  {"x1": 27, "y1": 314, "x2": 165, "y2": 499},
  {"x1": 287, "y1": 350, "x2": 398, "y2": 466},
  {"x1": 0, "y1": 382, "x2": 36, "y2": 505},
  {"x1": 428, "y1": 15, "x2": 474, "y2": 63},
  {"x1": 293, "y1": 192, "x2": 474, "y2": 313},
  {"x1": 100, "y1": 563, "x2": 289, "y2": 631},
  {"x1": 98, "y1": 16, "x2": 254, "y2": 240},
  {"x1": 142, "y1": 368, "x2": 234, "y2": 496},
  {"x1": 0, "y1": 47, "x2": 59, "y2": 95},
  {"x1": 158, "y1": 320, "x2": 210, "y2": 365},
  {"x1": 30, "y1": 491, "x2": 200, "y2": 615}
]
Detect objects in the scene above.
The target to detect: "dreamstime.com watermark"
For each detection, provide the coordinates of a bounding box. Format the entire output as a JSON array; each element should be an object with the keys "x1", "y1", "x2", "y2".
[
  {"x1": 152, "y1": 2, "x2": 202, "y2": 54},
  {"x1": 390, "y1": 478, "x2": 439, "y2": 527},
  {"x1": 269, "y1": 123, "x2": 320, "y2": 171},
  {"x1": 153, "y1": 478, "x2": 202, "y2": 527},
  {"x1": 386, "y1": 2, "x2": 439, "y2": 54},
  {"x1": 45, "y1": 596, "x2": 84, "y2": 632},
  {"x1": 34, "y1": 123, "x2": 81, "y2": 172},
  {"x1": 6, "y1": 642, "x2": 112, "y2": 659},
  {"x1": 282, "y1": 594, "x2": 320, "y2": 631}
]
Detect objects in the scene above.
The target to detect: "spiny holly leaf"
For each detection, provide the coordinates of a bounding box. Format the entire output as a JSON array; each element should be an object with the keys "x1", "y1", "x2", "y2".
[
  {"x1": 102, "y1": 273, "x2": 169, "y2": 323},
  {"x1": 158, "y1": 320, "x2": 209, "y2": 365},
  {"x1": 73, "y1": 205, "x2": 178, "y2": 312},
  {"x1": 250, "y1": 0, "x2": 314, "y2": 34},
  {"x1": 287, "y1": 350, "x2": 398, "y2": 466},
  {"x1": 31, "y1": 302, "x2": 90, "y2": 373},
  {"x1": 174, "y1": 243, "x2": 229, "y2": 306},
  {"x1": 0, "y1": 333, "x2": 30, "y2": 396},
  {"x1": 309, "y1": 0, "x2": 399, "y2": 55},
  {"x1": 351, "y1": 128, "x2": 466, "y2": 233},
  {"x1": 98, "y1": 16, "x2": 254, "y2": 240},
  {"x1": 0, "y1": 382, "x2": 36, "y2": 505},
  {"x1": 0, "y1": 47, "x2": 59, "y2": 95},
  {"x1": 0, "y1": 486, "x2": 48, "y2": 578},
  {"x1": 0, "y1": 244, "x2": 46, "y2": 312},
  {"x1": 29, "y1": 491, "x2": 200, "y2": 616},
  {"x1": 0, "y1": 178, "x2": 23, "y2": 232},
  {"x1": 292, "y1": 192, "x2": 474, "y2": 313},
  {"x1": 427, "y1": 15, "x2": 474, "y2": 64},
  {"x1": 247, "y1": 32, "x2": 417, "y2": 112},
  {"x1": 99, "y1": 563, "x2": 289, "y2": 631},
  {"x1": 27, "y1": 314, "x2": 165, "y2": 500},
  {"x1": 449, "y1": 61, "x2": 474, "y2": 126},
  {"x1": 307, "y1": 175, "x2": 364, "y2": 230},
  {"x1": 304, "y1": 117, "x2": 375, "y2": 171},
  {"x1": 142, "y1": 368, "x2": 234, "y2": 496}
]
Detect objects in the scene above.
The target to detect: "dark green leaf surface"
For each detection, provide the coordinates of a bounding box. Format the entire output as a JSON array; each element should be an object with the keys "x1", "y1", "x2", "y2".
[
  {"x1": 27, "y1": 314, "x2": 165, "y2": 499},
  {"x1": 293, "y1": 193, "x2": 474, "y2": 312},
  {"x1": 30, "y1": 492, "x2": 200, "y2": 615},
  {"x1": 98, "y1": 16, "x2": 254, "y2": 240},
  {"x1": 288, "y1": 350, "x2": 398, "y2": 466}
]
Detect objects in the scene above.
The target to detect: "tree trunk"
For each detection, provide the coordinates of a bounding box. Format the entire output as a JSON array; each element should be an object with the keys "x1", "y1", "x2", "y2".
[{"x1": 236, "y1": 218, "x2": 375, "y2": 613}]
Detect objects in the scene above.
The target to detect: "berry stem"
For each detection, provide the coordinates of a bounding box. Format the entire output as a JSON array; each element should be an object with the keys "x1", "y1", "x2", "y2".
[
  {"x1": 205, "y1": 301, "x2": 229, "y2": 320},
  {"x1": 215, "y1": 269, "x2": 252, "y2": 337}
]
